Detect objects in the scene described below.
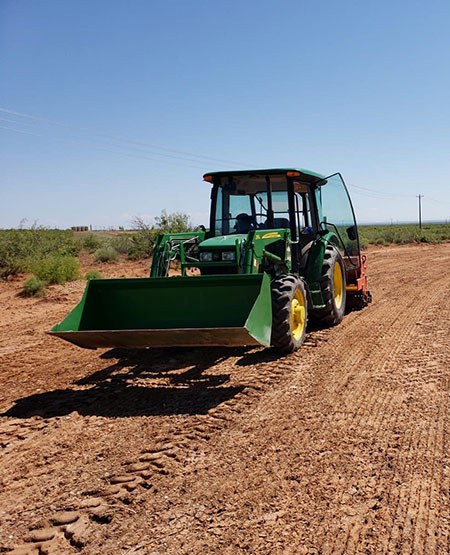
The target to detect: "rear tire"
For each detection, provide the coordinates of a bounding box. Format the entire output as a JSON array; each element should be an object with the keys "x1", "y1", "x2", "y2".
[
  {"x1": 310, "y1": 245, "x2": 346, "y2": 326},
  {"x1": 271, "y1": 275, "x2": 308, "y2": 353}
]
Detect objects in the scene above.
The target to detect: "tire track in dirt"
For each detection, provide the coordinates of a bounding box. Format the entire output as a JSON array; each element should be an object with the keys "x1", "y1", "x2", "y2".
[
  {"x1": 0, "y1": 418, "x2": 50, "y2": 454},
  {"x1": 119, "y1": 246, "x2": 450, "y2": 554},
  {"x1": 367, "y1": 319, "x2": 445, "y2": 548},
  {"x1": 411, "y1": 396, "x2": 444, "y2": 554},
  {"x1": 381, "y1": 294, "x2": 450, "y2": 555},
  {"x1": 321, "y1": 269, "x2": 450, "y2": 554},
  {"x1": 2, "y1": 341, "x2": 325, "y2": 553},
  {"x1": 2, "y1": 245, "x2": 450, "y2": 554},
  {"x1": 2, "y1": 433, "x2": 189, "y2": 553}
]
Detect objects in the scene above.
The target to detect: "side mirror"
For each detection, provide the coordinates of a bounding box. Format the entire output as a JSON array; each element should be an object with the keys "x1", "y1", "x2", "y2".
[{"x1": 346, "y1": 225, "x2": 357, "y2": 241}]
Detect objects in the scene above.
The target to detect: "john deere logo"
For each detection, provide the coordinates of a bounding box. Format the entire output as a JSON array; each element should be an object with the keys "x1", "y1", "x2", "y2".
[{"x1": 262, "y1": 232, "x2": 281, "y2": 239}]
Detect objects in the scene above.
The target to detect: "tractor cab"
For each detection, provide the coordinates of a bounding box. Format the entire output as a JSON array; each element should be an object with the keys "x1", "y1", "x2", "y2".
[
  {"x1": 204, "y1": 169, "x2": 321, "y2": 240},
  {"x1": 200, "y1": 169, "x2": 364, "y2": 275},
  {"x1": 204, "y1": 168, "x2": 362, "y2": 258}
]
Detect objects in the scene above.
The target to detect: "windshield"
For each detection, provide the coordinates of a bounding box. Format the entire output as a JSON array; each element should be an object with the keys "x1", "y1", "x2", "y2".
[{"x1": 212, "y1": 175, "x2": 312, "y2": 236}]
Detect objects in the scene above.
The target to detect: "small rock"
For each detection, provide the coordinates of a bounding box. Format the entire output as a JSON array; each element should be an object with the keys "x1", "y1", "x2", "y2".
[
  {"x1": 110, "y1": 475, "x2": 136, "y2": 484},
  {"x1": 28, "y1": 527, "x2": 56, "y2": 542},
  {"x1": 89, "y1": 503, "x2": 110, "y2": 515},
  {"x1": 52, "y1": 511, "x2": 79, "y2": 526},
  {"x1": 128, "y1": 462, "x2": 151, "y2": 472},
  {"x1": 101, "y1": 485, "x2": 122, "y2": 496},
  {"x1": 79, "y1": 497, "x2": 103, "y2": 508}
]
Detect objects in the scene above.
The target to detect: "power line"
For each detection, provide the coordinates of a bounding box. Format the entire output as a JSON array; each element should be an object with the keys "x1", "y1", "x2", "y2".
[
  {"x1": 347, "y1": 187, "x2": 411, "y2": 201},
  {"x1": 0, "y1": 106, "x2": 253, "y2": 168},
  {"x1": 2, "y1": 106, "x2": 449, "y2": 206},
  {"x1": 347, "y1": 182, "x2": 414, "y2": 200},
  {"x1": 0, "y1": 116, "x2": 38, "y2": 127},
  {"x1": 427, "y1": 196, "x2": 450, "y2": 206},
  {"x1": 0, "y1": 124, "x2": 45, "y2": 139},
  {"x1": 0, "y1": 115, "x2": 232, "y2": 168}
]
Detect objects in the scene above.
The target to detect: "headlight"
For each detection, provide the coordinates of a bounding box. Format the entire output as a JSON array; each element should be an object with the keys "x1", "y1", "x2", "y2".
[
  {"x1": 199, "y1": 251, "x2": 213, "y2": 262},
  {"x1": 221, "y1": 251, "x2": 236, "y2": 261}
]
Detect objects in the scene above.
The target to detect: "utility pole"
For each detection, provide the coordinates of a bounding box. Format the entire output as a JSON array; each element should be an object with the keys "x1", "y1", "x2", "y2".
[{"x1": 417, "y1": 195, "x2": 424, "y2": 229}]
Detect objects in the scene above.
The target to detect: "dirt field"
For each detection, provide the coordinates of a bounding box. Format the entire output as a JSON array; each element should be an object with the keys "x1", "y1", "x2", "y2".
[{"x1": 1, "y1": 244, "x2": 449, "y2": 555}]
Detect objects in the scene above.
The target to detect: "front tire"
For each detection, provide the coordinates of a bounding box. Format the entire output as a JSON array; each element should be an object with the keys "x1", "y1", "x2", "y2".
[
  {"x1": 271, "y1": 275, "x2": 308, "y2": 353},
  {"x1": 310, "y1": 245, "x2": 346, "y2": 326}
]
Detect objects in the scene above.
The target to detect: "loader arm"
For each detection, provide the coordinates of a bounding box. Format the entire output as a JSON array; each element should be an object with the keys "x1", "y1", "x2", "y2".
[{"x1": 150, "y1": 231, "x2": 205, "y2": 277}]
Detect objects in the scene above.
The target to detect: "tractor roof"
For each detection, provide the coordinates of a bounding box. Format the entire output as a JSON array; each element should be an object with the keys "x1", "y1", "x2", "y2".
[{"x1": 203, "y1": 168, "x2": 325, "y2": 184}]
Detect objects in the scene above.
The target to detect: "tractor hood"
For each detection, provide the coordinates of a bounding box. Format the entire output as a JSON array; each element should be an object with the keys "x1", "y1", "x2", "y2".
[{"x1": 199, "y1": 235, "x2": 246, "y2": 249}]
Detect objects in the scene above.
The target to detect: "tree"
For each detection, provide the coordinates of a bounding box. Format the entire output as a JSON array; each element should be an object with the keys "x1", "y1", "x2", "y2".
[{"x1": 154, "y1": 210, "x2": 193, "y2": 233}]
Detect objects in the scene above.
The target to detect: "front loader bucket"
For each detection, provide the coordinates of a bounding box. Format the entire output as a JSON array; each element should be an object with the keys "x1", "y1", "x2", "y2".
[{"x1": 49, "y1": 274, "x2": 272, "y2": 349}]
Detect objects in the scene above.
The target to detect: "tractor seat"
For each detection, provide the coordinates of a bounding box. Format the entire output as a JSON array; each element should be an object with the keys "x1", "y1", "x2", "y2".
[
  {"x1": 272, "y1": 217, "x2": 290, "y2": 229},
  {"x1": 260, "y1": 217, "x2": 290, "y2": 230}
]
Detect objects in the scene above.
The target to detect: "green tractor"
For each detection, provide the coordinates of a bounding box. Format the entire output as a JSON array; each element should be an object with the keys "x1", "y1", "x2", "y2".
[{"x1": 50, "y1": 168, "x2": 371, "y2": 354}]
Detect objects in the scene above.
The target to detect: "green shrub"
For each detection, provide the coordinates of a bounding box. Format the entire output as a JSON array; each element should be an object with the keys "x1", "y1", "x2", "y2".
[
  {"x1": 127, "y1": 231, "x2": 155, "y2": 260},
  {"x1": 85, "y1": 269, "x2": 102, "y2": 280},
  {"x1": 127, "y1": 218, "x2": 156, "y2": 260},
  {"x1": 93, "y1": 246, "x2": 119, "y2": 263},
  {"x1": 358, "y1": 237, "x2": 369, "y2": 250},
  {"x1": 0, "y1": 255, "x2": 23, "y2": 279},
  {"x1": 0, "y1": 228, "x2": 79, "y2": 279},
  {"x1": 127, "y1": 210, "x2": 192, "y2": 260},
  {"x1": 22, "y1": 275, "x2": 46, "y2": 297},
  {"x1": 155, "y1": 210, "x2": 193, "y2": 233},
  {"x1": 82, "y1": 233, "x2": 104, "y2": 252},
  {"x1": 31, "y1": 255, "x2": 80, "y2": 285},
  {"x1": 110, "y1": 234, "x2": 133, "y2": 255},
  {"x1": 358, "y1": 224, "x2": 450, "y2": 246}
]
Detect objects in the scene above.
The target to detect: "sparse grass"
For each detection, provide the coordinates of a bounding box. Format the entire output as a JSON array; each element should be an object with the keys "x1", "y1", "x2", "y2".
[
  {"x1": 93, "y1": 246, "x2": 119, "y2": 263},
  {"x1": 85, "y1": 269, "x2": 102, "y2": 280},
  {"x1": 22, "y1": 275, "x2": 46, "y2": 297}
]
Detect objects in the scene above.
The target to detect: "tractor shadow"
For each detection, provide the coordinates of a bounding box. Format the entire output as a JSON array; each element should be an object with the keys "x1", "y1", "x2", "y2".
[{"x1": 2, "y1": 347, "x2": 251, "y2": 419}]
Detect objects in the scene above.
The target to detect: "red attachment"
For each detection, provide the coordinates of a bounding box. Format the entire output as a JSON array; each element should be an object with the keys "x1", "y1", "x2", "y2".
[
  {"x1": 356, "y1": 254, "x2": 370, "y2": 294},
  {"x1": 344, "y1": 254, "x2": 372, "y2": 309}
]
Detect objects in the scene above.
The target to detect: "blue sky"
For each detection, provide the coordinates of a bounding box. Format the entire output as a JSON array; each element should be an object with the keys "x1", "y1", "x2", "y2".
[{"x1": 1, "y1": 0, "x2": 450, "y2": 228}]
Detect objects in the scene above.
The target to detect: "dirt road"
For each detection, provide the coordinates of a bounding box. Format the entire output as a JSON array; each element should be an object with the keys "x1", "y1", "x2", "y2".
[{"x1": 1, "y1": 244, "x2": 449, "y2": 554}]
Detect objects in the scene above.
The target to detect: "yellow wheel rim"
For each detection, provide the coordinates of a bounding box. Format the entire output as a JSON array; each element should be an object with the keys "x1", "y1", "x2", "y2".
[
  {"x1": 290, "y1": 290, "x2": 306, "y2": 341},
  {"x1": 333, "y1": 262, "x2": 344, "y2": 309}
]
